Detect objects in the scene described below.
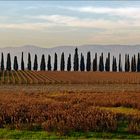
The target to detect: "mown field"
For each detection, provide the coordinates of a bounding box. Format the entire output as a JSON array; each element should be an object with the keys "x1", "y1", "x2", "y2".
[{"x1": 0, "y1": 71, "x2": 140, "y2": 139}]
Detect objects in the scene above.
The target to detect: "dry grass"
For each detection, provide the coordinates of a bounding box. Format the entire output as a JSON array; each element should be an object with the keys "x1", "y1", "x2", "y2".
[{"x1": 0, "y1": 91, "x2": 140, "y2": 134}]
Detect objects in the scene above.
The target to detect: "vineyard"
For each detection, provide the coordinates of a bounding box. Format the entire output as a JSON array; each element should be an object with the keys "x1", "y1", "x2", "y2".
[{"x1": 1, "y1": 71, "x2": 140, "y2": 85}]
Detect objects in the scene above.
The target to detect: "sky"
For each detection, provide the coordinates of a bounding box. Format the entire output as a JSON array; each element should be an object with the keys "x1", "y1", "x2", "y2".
[{"x1": 0, "y1": 1, "x2": 140, "y2": 48}]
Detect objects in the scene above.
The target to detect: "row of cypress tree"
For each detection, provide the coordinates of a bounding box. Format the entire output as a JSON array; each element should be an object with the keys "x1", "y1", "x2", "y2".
[{"x1": 1, "y1": 48, "x2": 140, "y2": 72}]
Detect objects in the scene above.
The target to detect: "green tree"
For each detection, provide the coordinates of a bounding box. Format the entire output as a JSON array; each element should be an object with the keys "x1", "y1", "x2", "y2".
[
  {"x1": 137, "y1": 53, "x2": 140, "y2": 72},
  {"x1": 67, "y1": 54, "x2": 71, "y2": 71},
  {"x1": 118, "y1": 54, "x2": 122, "y2": 72},
  {"x1": 33, "y1": 54, "x2": 38, "y2": 70},
  {"x1": 47, "y1": 55, "x2": 51, "y2": 71},
  {"x1": 1, "y1": 53, "x2": 4, "y2": 71},
  {"x1": 105, "y1": 53, "x2": 110, "y2": 72},
  {"x1": 80, "y1": 53, "x2": 85, "y2": 71},
  {"x1": 21, "y1": 52, "x2": 24, "y2": 71},
  {"x1": 73, "y1": 48, "x2": 79, "y2": 71},
  {"x1": 27, "y1": 53, "x2": 31, "y2": 70},
  {"x1": 6, "y1": 53, "x2": 11, "y2": 71},
  {"x1": 40, "y1": 54, "x2": 46, "y2": 71},
  {"x1": 86, "y1": 51, "x2": 91, "y2": 71},
  {"x1": 13, "y1": 56, "x2": 18, "y2": 71},
  {"x1": 99, "y1": 53, "x2": 104, "y2": 72},
  {"x1": 125, "y1": 54, "x2": 130, "y2": 72},
  {"x1": 60, "y1": 52, "x2": 65, "y2": 71},
  {"x1": 112, "y1": 56, "x2": 117, "y2": 72},
  {"x1": 131, "y1": 55, "x2": 136, "y2": 72},
  {"x1": 54, "y1": 53, "x2": 57, "y2": 71},
  {"x1": 93, "y1": 53, "x2": 97, "y2": 71}
]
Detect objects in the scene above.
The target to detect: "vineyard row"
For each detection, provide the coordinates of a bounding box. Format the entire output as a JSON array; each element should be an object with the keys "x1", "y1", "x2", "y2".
[{"x1": 0, "y1": 70, "x2": 140, "y2": 84}]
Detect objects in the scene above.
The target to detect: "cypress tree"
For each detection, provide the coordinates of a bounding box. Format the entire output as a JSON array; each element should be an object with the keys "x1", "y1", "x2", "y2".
[
  {"x1": 137, "y1": 53, "x2": 140, "y2": 72},
  {"x1": 13, "y1": 56, "x2": 18, "y2": 71},
  {"x1": 99, "y1": 53, "x2": 104, "y2": 72},
  {"x1": 105, "y1": 53, "x2": 110, "y2": 72},
  {"x1": 125, "y1": 54, "x2": 130, "y2": 72},
  {"x1": 67, "y1": 54, "x2": 71, "y2": 71},
  {"x1": 131, "y1": 56, "x2": 134, "y2": 72},
  {"x1": 21, "y1": 52, "x2": 24, "y2": 71},
  {"x1": 131, "y1": 55, "x2": 136, "y2": 72},
  {"x1": 1, "y1": 53, "x2": 4, "y2": 71},
  {"x1": 80, "y1": 53, "x2": 85, "y2": 71},
  {"x1": 40, "y1": 54, "x2": 46, "y2": 71},
  {"x1": 112, "y1": 56, "x2": 117, "y2": 72},
  {"x1": 125, "y1": 54, "x2": 127, "y2": 72},
  {"x1": 118, "y1": 54, "x2": 122, "y2": 72},
  {"x1": 33, "y1": 54, "x2": 38, "y2": 70},
  {"x1": 27, "y1": 53, "x2": 31, "y2": 70},
  {"x1": 105, "y1": 57, "x2": 109, "y2": 71},
  {"x1": 86, "y1": 51, "x2": 91, "y2": 71},
  {"x1": 54, "y1": 53, "x2": 57, "y2": 71},
  {"x1": 127, "y1": 54, "x2": 130, "y2": 72},
  {"x1": 73, "y1": 48, "x2": 79, "y2": 71},
  {"x1": 93, "y1": 53, "x2": 97, "y2": 71},
  {"x1": 134, "y1": 55, "x2": 136, "y2": 72},
  {"x1": 108, "y1": 53, "x2": 110, "y2": 71},
  {"x1": 6, "y1": 53, "x2": 11, "y2": 71},
  {"x1": 47, "y1": 55, "x2": 51, "y2": 71},
  {"x1": 60, "y1": 52, "x2": 65, "y2": 71}
]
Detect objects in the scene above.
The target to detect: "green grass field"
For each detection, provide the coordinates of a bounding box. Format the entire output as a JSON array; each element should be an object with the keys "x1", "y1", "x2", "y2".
[{"x1": 0, "y1": 128, "x2": 140, "y2": 139}]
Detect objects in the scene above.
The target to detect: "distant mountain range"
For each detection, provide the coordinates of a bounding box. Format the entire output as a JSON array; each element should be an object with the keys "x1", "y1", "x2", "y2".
[{"x1": 1, "y1": 44, "x2": 140, "y2": 70}]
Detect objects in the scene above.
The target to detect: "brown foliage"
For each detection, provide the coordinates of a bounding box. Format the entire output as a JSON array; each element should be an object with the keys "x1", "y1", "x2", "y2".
[
  {"x1": 0, "y1": 91, "x2": 140, "y2": 135},
  {"x1": 0, "y1": 92, "x2": 118, "y2": 134}
]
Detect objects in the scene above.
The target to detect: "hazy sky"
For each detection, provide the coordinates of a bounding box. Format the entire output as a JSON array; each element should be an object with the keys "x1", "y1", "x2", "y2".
[{"x1": 0, "y1": 1, "x2": 140, "y2": 48}]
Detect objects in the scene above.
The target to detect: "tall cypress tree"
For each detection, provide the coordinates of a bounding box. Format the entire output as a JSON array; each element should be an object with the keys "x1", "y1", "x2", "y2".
[
  {"x1": 105, "y1": 57, "x2": 109, "y2": 71},
  {"x1": 67, "y1": 54, "x2": 71, "y2": 71},
  {"x1": 118, "y1": 54, "x2": 122, "y2": 72},
  {"x1": 80, "y1": 53, "x2": 85, "y2": 71},
  {"x1": 125, "y1": 54, "x2": 130, "y2": 72},
  {"x1": 125, "y1": 54, "x2": 127, "y2": 72},
  {"x1": 27, "y1": 53, "x2": 31, "y2": 70},
  {"x1": 105, "y1": 53, "x2": 110, "y2": 72},
  {"x1": 86, "y1": 51, "x2": 91, "y2": 71},
  {"x1": 40, "y1": 54, "x2": 46, "y2": 71},
  {"x1": 1, "y1": 53, "x2": 4, "y2": 71},
  {"x1": 112, "y1": 56, "x2": 117, "y2": 72},
  {"x1": 54, "y1": 53, "x2": 57, "y2": 71},
  {"x1": 131, "y1": 56, "x2": 134, "y2": 72},
  {"x1": 13, "y1": 56, "x2": 18, "y2": 71},
  {"x1": 60, "y1": 52, "x2": 65, "y2": 71},
  {"x1": 93, "y1": 53, "x2": 97, "y2": 71},
  {"x1": 6, "y1": 53, "x2": 11, "y2": 71},
  {"x1": 134, "y1": 55, "x2": 136, "y2": 72},
  {"x1": 21, "y1": 52, "x2": 24, "y2": 71},
  {"x1": 127, "y1": 54, "x2": 130, "y2": 72},
  {"x1": 99, "y1": 53, "x2": 104, "y2": 72},
  {"x1": 131, "y1": 55, "x2": 136, "y2": 72},
  {"x1": 33, "y1": 54, "x2": 38, "y2": 70},
  {"x1": 73, "y1": 48, "x2": 79, "y2": 71},
  {"x1": 137, "y1": 53, "x2": 140, "y2": 72},
  {"x1": 47, "y1": 55, "x2": 51, "y2": 71}
]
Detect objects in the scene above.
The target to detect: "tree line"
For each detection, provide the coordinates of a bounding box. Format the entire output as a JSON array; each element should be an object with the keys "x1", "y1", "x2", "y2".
[{"x1": 1, "y1": 48, "x2": 140, "y2": 72}]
